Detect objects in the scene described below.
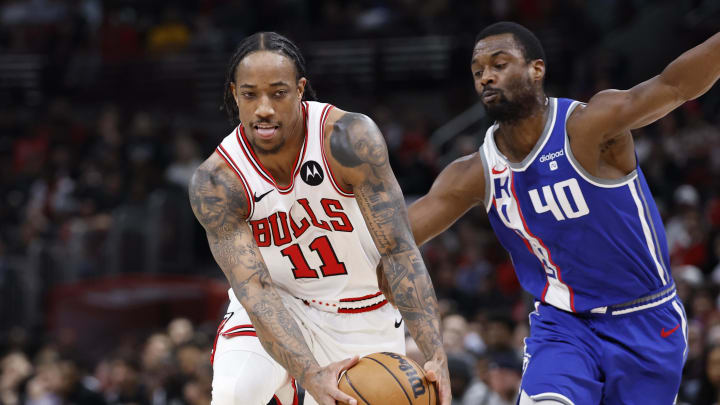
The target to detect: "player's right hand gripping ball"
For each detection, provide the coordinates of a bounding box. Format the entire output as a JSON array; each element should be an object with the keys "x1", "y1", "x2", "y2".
[{"x1": 337, "y1": 352, "x2": 437, "y2": 404}]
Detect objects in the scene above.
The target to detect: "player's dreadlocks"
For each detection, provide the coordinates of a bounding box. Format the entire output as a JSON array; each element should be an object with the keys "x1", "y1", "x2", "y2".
[{"x1": 222, "y1": 32, "x2": 317, "y2": 125}]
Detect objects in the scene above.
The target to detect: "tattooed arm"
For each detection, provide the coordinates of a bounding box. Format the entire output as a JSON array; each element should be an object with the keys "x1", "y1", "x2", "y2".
[
  {"x1": 324, "y1": 110, "x2": 451, "y2": 405},
  {"x1": 188, "y1": 154, "x2": 357, "y2": 405}
]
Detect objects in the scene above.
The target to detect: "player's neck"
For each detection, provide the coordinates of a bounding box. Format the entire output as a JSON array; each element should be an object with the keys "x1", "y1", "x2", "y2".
[
  {"x1": 254, "y1": 114, "x2": 306, "y2": 187},
  {"x1": 494, "y1": 97, "x2": 550, "y2": 163}
]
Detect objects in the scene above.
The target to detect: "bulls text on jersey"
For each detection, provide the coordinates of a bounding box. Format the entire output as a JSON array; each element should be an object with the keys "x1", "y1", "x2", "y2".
[{"x1": 250, "y1": 198, "x2": 354, "y2": 247}]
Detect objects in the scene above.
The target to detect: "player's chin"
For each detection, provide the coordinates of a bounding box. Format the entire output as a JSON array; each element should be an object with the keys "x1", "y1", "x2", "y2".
[{"x1": 252, "y1": 135, "x2": 284, "y2": 155}]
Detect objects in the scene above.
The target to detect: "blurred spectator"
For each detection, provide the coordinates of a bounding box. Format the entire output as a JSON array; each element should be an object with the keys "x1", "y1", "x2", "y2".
[
  {"x1": 448, "y1": 353, "x2": 510, "y2": 405},
  {"x1": 165, "y1": 134, "x2": 201, "y2": 189},
  {"x1": 447, "y1": 354, "x2": 472, "y2": 405},
  {"x1": 182, "y1": 379, "x2": 210, "y2": 405},
  {"x1": 693, "y1": 345, "x2": 720, "y2": 405},
  {"x1": 189, "y1": 15, "x2": 223, "y2": 54},
  {"x1": 146, "y1": 7, "x2": 190, "y2": 55},
  {"x1": 482, "y1": 314, "x2": 519, "y2": 362},
  {"x1": 486, "y1": 352, "x2": 523, "y2": 405},
  {"x1": 0, "y1": 352, "x2": 33, "y2": 405},
  {"x1": 31, "y1": 359, "x2": 105, "y2": 405},
  {"x1": 101, "y1": 357, "x2": 147, "y2": 405},
  {"x1": 167, "y1": 318, "x2": 194, "y2": 348}
]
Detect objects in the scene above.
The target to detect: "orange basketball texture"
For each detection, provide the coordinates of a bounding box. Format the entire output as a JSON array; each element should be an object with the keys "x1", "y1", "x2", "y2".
[{"x1": 337, "y1": 352, "x2": 437, "y2": 405}]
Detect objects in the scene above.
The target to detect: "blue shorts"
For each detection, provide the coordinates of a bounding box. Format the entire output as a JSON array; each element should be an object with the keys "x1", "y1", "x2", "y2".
[{"x1": 520, "y1": 295, "x2": 687, "y2": 405}]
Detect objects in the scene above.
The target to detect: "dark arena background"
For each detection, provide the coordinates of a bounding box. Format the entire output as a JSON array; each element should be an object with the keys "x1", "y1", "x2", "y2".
[{"x1": 1, "y1": 1, "x2": 720, "y2": 404}]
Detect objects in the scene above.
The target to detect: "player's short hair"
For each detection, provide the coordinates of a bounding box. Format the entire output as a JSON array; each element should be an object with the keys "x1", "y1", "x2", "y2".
[
  {"x1": 476, "y1": 21, "x2": 546, "y2": 65},
  {"x1": 222, "y1": 32, "x2": 317, "y2": 124}
]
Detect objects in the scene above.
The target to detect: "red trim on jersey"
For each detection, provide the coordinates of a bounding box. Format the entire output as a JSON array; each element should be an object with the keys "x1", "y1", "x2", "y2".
[
  {"x1": 215, "y1": 146, "x2": 254, "y2": 219},
  {"x1": 236, "y1": 102, "x2": 309, "y2": 194},
  {"x1": 492, "y1": 197, "x2": 534, "y2": 255},
  {"x1": 509, "y1": 172, "x2": 576, "y2": 312},
  {"x1": 518, "y1": 231, "x2": 533, "y2": 254},
  {"x1": 541, "y1": 282, "x2": 549, "y2": 304},
  {"x1": 319, "y1": 105, "x2": 355, "y2": 197},
  {"x1": 273, "y1": 380, "x2": 299, "y2": 405},
  {"x1": 235, "y1": 125, "x2": 273, "y2": 185},
  {"x1": 339, "y1": 291, "x2": 383, "y2": 302},
  {"x1": 223, "y1": 324, "x2": 254, "y2": 333},
  {"x1": 338, "y1": 299, "x2": 388, "y2": 313},
  {"x1": 221, "y1": 324, "x2": 257, "y2": 338},
  {"x1": 210, "y1": 315, "x2": 231, "y2": 365},
  {"x1": 222, "y1": 331, "x2": 258, "y2": 338}
]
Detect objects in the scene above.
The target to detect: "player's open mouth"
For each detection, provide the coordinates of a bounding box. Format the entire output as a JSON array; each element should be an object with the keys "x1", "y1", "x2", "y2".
[{"x1": 254, "y1": 125, "x2": 279, "y2": 139}]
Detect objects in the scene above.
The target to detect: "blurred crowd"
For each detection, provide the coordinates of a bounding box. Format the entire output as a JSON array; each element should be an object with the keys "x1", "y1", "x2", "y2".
[
  {"x1": 1, "y1": 318, "x2": 215, "y2": 405},
  {"x1": 0, "y1": 0, "x2": 654, "y2": 56},
  {"x1": 2, "y1": 0, "x2": 720, "y2": 404}
]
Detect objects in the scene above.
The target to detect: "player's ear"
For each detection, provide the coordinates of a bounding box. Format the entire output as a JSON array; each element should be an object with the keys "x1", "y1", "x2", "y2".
[
  {"x1": 230, "y1": 82, "x2": 239, "y2": 106},
  {"x1": 296, "y1": 77, "x2": 307, "y2": 100},
  {"x1": 529, "y1": 59, "x2": 545, "y2": 83}
]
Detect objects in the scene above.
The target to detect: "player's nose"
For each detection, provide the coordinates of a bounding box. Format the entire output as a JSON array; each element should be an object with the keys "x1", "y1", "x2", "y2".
[
  {"x1": 254, "y1": 94, "x2": 275, "y2": 119},
  {"x1": 480, "y1": 70, "x2": 495, "y2": 86}
]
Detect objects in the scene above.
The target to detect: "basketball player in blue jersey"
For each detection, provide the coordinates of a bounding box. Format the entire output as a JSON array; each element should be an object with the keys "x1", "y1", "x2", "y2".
[{"x1": 401, "y1": 22, "x2": 720, "y2": 404}]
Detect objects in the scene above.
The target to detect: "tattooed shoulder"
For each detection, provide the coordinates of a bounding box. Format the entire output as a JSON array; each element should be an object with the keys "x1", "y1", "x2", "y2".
[
  {"x1": 329, "y1": 112, "x2": 389, "y2": 169},
  {"x1": 188, "y1": 155, "x2": 249, "y2": 232}
]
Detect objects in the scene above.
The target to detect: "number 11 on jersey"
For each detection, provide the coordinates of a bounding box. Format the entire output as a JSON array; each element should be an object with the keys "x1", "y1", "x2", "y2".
[{"x1": 280, "y1": 236, "x2": 348, "y2": 279}]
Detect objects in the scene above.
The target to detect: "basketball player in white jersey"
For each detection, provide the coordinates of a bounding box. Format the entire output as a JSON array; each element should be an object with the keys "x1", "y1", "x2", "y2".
[{"x1": 188, "y1": 32, "x2": 451, "y2": 405}]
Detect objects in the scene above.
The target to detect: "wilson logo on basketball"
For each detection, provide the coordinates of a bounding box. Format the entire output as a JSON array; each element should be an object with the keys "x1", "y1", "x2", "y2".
[
  {"x1": 383, "y1": 352, "x2": 426, "y2": 398},
  {"x1": 337, "y1": 352, "x2": 436, "y2": 405}
]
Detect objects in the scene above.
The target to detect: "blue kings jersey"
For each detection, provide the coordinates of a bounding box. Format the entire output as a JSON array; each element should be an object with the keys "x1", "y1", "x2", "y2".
[{"x1": 479, "y1": 97, "x2": 673, "y2": 313}]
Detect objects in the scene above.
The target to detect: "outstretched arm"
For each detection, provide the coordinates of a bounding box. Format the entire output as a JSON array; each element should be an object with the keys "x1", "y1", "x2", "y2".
[
  {"x1": 376, "y1": 153, "x2": 485, "y2": 308},
  {"x1": 571, "y1": 32, "x2": 720, "y2": 142},
  {"x1": 326, "y1": 111, "x2": 451, "y2": 405},
  {"x1": 189, "y1": 155, "x2": 357, "y2": 405},
  {"x1": 409, "y1": 153, "x2": 487, "y2": 246}
]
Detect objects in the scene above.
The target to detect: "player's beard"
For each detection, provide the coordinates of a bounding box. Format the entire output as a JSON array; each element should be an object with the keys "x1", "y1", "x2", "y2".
[{"x1": 482, "y1": 75, "x2": 539, "y2": 124}]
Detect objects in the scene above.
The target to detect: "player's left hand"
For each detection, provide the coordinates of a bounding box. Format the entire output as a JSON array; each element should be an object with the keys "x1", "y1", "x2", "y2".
[
  {"x1": 424, "y1": 353, "x2": 452, "y2": 405},
  {"x1": 304, "y1": 355, "x2": 359, "y2": 405}
]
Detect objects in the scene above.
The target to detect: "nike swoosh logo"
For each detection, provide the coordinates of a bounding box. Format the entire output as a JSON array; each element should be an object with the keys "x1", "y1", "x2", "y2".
[
  {"x1": 661, "y1": 324, "x2": 679, "y2": 338},
  {"x1": 394, "y1": 318, "x2": 403, "y2": 328},
  {"x1": 253, "y1": 189, "x2": 273, "y2": 203},
  {"x1": 491, "y1": 167, "x2": 508, "y2": 174}
]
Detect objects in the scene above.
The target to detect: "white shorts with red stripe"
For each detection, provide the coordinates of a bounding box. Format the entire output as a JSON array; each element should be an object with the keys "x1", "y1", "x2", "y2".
[{"x1": 211, "y1": 289, "x2": 405, "y2": 405}]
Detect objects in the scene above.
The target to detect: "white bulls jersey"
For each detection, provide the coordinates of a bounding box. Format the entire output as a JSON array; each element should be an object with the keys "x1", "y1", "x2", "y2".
[{"x1": 215, "y1": 101, "x2": 388, "y2": 313}]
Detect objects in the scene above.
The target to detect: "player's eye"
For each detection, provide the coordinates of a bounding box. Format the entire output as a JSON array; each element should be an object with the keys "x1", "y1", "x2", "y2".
[
  {"x1": 473, "y1": 70, "x2": 483, "y2": 78},
  {"x1": 241, "y1": 92, "x2": 256, "y2": 99},
  {"x1": 494, "y1": 63, "x2": 507, "y2": 70},
  {"x1": 274, "y1": 90, "x2": 288, "y2": 97}
]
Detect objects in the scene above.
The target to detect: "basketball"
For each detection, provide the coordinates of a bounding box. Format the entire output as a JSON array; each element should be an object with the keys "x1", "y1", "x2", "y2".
[{"x1": 337, "y1": 352, "x2": 437, "y2": 405}]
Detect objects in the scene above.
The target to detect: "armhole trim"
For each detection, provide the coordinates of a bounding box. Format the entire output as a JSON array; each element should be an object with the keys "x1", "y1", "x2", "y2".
[
  {"x1": 216, "y1": 146, "x2": 255, "y2": 220},
  {"x1": 320, "y1": 105, "x2": 354, "y2": 197},
  {"x1": 564, "y1": 101, "x2": 638, "y2": 188},
  {"x1": 479, "y1": 145, "x2": 493, "y2": 212}
]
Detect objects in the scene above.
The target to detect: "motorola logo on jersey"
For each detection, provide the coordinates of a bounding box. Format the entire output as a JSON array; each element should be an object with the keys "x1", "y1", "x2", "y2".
[{"x1": 301, "y1": 161, "x2": 324, "y2": 186}]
